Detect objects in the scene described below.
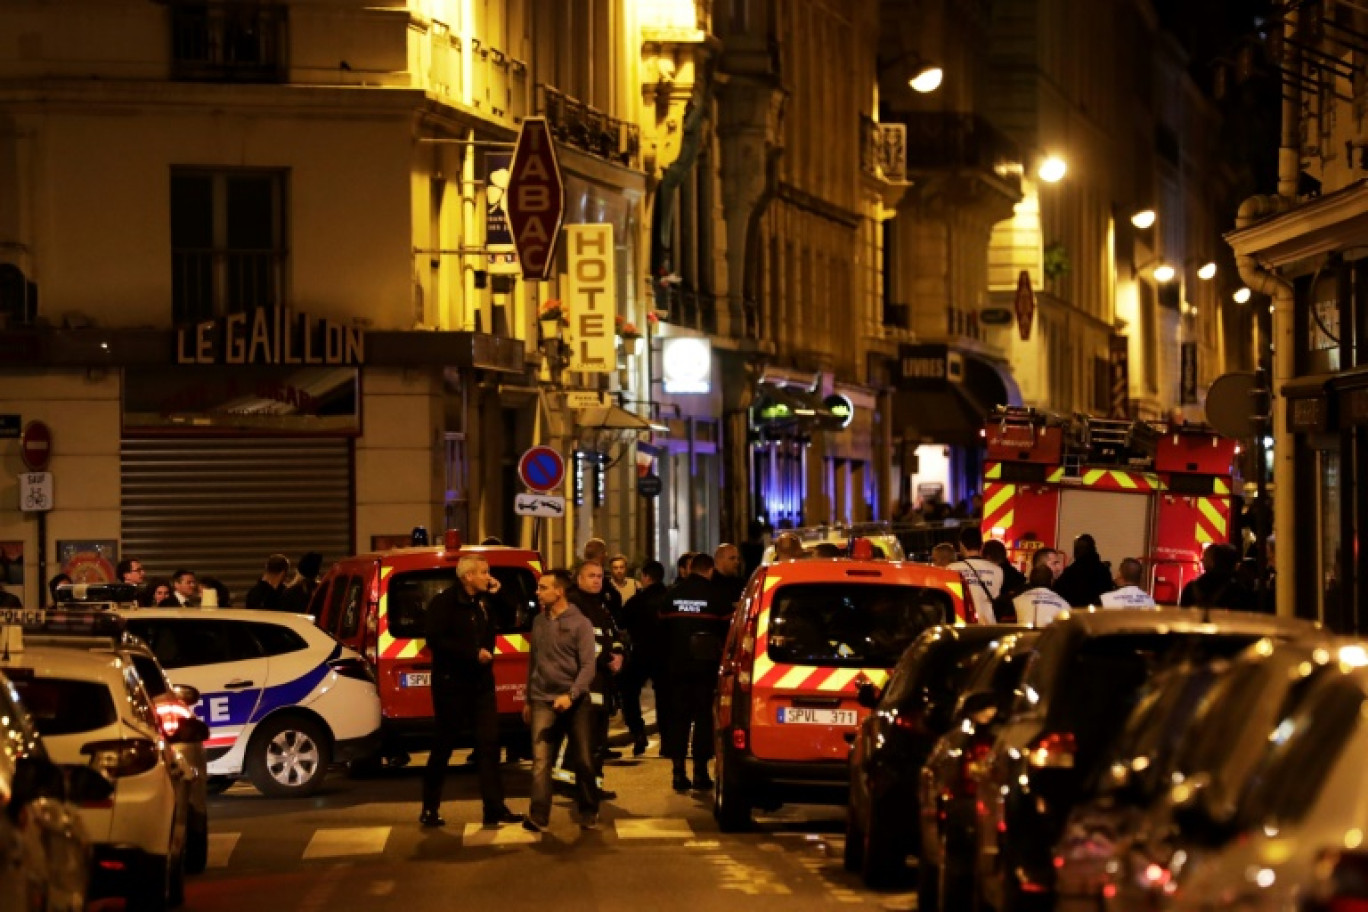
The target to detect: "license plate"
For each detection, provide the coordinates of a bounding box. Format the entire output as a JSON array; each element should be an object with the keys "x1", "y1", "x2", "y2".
[
  {"x1": 399, "y1": 672, "x2": 430, "y2": 688},
  {"x1": 777, "y1": 707, "x2": 857, "y2": 726}
]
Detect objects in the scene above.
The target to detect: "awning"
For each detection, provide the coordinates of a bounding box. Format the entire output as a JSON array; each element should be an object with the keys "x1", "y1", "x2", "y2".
[
  {"x1": 574, "y1": 406, "x2": 653, "y2": 431},
  {"x1": 893, "y1": 351, "x2": 1022, "y2": 445},
  {"x1": 753, "y1": 381, "x2": 841, "y2": 429}
]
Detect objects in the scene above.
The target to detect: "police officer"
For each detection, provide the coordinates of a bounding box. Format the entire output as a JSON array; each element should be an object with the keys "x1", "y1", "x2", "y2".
[
  {"x1": 659, "y1": 552, "x2": 733, "y2": 792},
  {"x1": 567, "y1": 559, "x2": 626, "y2": 799},
  {"x1": 420, "y1": 555, "x2": 523, "y2": 828}
]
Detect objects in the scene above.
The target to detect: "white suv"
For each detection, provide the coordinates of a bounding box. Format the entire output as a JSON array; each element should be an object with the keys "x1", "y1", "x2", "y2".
[
  {"x1": 2, "y1": 643, "x2": 190, "y2": 910},
  {"x1": 121, "y1": 608, "x2": 382, "y2": 798}
]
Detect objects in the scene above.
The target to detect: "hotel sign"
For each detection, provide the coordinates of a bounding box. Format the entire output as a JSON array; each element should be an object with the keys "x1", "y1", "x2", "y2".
[
  {"x1": 564, "y1": 225, "x2": 616, "y2": 373},
  {"x1": 176, "y1": 307, "x2": 364, "y2": 366}
]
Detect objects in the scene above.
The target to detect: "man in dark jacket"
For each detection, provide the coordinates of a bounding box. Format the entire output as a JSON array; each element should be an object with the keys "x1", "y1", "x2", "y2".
[
  {"x1": 280, "y1": 551, "x2": 323, "y2": 614},
  {"x1": 419, "y1": 555, "x2": 522, "y2": 828},
  {"x1": 567, "y1": 559, "x2": 626, "y2": 798},
  {"x1": 1053, "y1": 534, "x2": 1115, "y2": 607},
  {"x1": 618, "y1": 559, "x2": 669, "y2": 756},
  {"x1": 244, "y1": 554, "x2": 290, "y2": 610},
  {"x1": 659, "y1": 552, "x2": 734, "y2": 792},
  {"x1": 1180, "y1": 543, "x2": 1255, "y2": 610}
]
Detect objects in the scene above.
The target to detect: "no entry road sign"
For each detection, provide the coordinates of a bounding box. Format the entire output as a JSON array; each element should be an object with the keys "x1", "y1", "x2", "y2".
[{"x1": 518, "y1": 445, "x2": 566, "y2": 494}]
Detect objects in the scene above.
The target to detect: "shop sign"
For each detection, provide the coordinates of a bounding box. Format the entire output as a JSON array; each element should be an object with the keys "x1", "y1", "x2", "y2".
[
  {"x1": 823, "y1": 393, "x2": 855, "y2": 429},
  {"x1": 1180, "y1": 342, "x2": 1198, "y2": 405},
  {"x1": 1109, "y1": 334, "x2": 1131, "y2": 419},
  {"x1": 175, "y1": 306, "x2": 363, "y2": 366},
  {"x1": 898, "y1": 344, "x2": 963, "y2": 386},
  {"x1": 564, "y1": 224, "x2": 616, "y2": 373},
  {"x1": 661, "y1": 337, "x2": 712, "y2": 394},
  {"x1": 507, "y1": 117, "x2": 564, "y2": 281},
  {"x1": 1014, "y1": 270, "x2": 1035, "y2": 341},
  {"x1": 1288, "y1": 395, "x2": 1327, "y2": 433},
  {"x1": 485, "y1": 152, "x2": 520, "y2": 276}
]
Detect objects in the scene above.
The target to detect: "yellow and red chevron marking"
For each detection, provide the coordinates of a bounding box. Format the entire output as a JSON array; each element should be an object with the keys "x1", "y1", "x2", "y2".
[
  {"x1": 1193, "y1": 495, "x2": 1229, "y2": 546},
  {"x1": 1047, "y1": 467, "x2": 1065, "y2": 482},
  {"x1": 495, "y1": 634, "x2": 530, "y2": 655},
  {"x1": 755, "y1": 664, "x2": 892, "y2": 693},
  {"x1": 982, "y1": 482, "x2": 1017, "y2": 539},
  {"x1": 985, "y1": 462, "x2": 1002, "y2": 480},
  {"x1": 1078, "y1": 468, "x2": 1160, "y2": 491}
]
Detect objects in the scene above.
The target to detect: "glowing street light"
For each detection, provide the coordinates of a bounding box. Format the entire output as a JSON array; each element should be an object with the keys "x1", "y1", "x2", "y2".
[
  {"x1": 909, "y1": 65, "x2": 944, "y2": 93},
  {"x1": 1037, "y1": 155, "x2": 1067, "y2": 183},
  {"x1": 1233, "y1": 286, "x2": 1252, "y2": 304},
  {"x1": 1152, "y1": 263, "x2": 1177, "y2": 283},
  {"x1": 1197, "y1": 262, "x2": 1217, "y2": 280},
  {"x1": 1130, "y1": 209, "x2": 1157, "y2": 229}
]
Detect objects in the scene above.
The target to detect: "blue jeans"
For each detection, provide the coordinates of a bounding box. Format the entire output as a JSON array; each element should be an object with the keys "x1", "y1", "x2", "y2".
[{"x1": 528, "y1": 698, "x2": 597, "y2": 826}]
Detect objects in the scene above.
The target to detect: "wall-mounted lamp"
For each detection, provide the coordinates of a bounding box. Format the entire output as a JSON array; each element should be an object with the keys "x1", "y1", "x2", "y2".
[
  {"x1": 1152, "y1": 263, "x2": 1177, "y2": 283},
  {"x1": 909, "y1": 65, "x2": 943, "y2": 93},
  {"x1": 1197, "y1": 262, "x2": 1218, "y2": 281},
  {"x1": 878, "y1": 52, "x2": 944, "y2": 94},
  {"x1": 1130, "y1": 209, "x2": 1157, "y2": 229},
  {"x1": 1233, "y1": 286, "x2": 1252, "y2": 304},
  {"x1": 1037, "y1": 155, "x2": 1068, "y2": 183}
]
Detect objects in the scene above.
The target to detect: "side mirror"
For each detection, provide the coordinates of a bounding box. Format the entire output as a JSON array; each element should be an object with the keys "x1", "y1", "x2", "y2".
[
  {"x1": 63, "y1": 764, "x2": 115, "y2": 805},
  {"x1": 856, "y1": 681, "x2": 883, "y2": 709},
  {"x1": 8, "y1": 755, "x2": 63, "y2": 821},
  {"x1": 172, "y1": 684, "x2": 200, "y2": 706},
  {"x1": 168, "y1": 716, "x2": 210, "y2": 744}
]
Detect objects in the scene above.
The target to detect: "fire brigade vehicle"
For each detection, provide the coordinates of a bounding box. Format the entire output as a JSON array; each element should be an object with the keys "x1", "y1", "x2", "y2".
[{"x1": 979, "y1": 407, "x2": 1238, "y2": 603}]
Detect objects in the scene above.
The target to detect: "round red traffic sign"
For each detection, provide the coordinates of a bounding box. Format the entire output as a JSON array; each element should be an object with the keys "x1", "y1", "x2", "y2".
[
  {"x1": 518, "y1": 445, "x2": 565, "y2": 493},
  {"x1": 20, "y1": 420, "x2": 51, "y2": 471}
]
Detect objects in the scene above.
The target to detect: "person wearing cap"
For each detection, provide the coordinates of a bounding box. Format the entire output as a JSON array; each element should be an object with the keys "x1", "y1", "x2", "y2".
[{"x1": 281, "y1": 552, "x2": 324, "y2": 614}]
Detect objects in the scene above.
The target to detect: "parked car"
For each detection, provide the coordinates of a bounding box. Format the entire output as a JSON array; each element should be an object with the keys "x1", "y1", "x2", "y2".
[
  {"x1": 121, "y1": 608, "x2": 381, "y2": 797},
  {"x1": 712, "y1": 557, "x2": 968, "y2": 831},
  {"x1": 971, "y1": 607, "x2": 1317, "y2": 912},
  {"x1": 3, "y1": 639, "x2": 193, "y2": 910},
  {"x1": 1053, "y1": 635, "x2": 1342, "y2": 912},
  {"x1": 760, "y1": 524, "x2": 908, "y2": 564},
  {"x1": 917, "y1": 628, "x2": 1040, "y2": 911},
  {"x1": 845, "y1": 623, "x2": 1020, "y2": 886},
  {"x1": 1162, "y1": 647, "x2": 1368, "y2": 912},
  {"x1": 0, "y1": 667, "x2": 104, "y2": 912},
  {"x1": 311, "y1": 535, "x2": 541, "y2": 764}
]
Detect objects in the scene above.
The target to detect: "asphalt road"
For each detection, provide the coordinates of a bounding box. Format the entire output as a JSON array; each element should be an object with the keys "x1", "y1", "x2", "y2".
[{"x1": 182, "y1": 737, "x2": 920, "y2": 912}]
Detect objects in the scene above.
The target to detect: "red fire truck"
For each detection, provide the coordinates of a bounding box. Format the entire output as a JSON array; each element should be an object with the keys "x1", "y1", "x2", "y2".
[{"x1": 979, "y1": 407, "x2": 1239, "y2": 604}]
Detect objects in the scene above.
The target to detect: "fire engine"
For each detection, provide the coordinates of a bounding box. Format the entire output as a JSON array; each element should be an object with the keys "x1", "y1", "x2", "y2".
[{"x1": 979, "y1": 407, "x2": 1239, "y2": 603}]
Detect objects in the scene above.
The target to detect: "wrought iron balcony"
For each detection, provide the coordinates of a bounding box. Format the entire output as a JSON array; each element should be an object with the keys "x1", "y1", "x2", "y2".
[
  {"x1": 535, "y1": 84, "x2": 640, "y2": 168},
  {"x1": 893, "y1": 112, "x2": 1021, "y2": 192},
  {"x1": 170, "y1": 1, "x2": 288, "y2": 83}
]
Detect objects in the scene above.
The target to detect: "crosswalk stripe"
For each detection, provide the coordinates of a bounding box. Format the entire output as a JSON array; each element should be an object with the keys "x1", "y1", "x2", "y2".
[
  {"x1": 206, "y1": 833, "x2": 240, "y2": 868},
  {"x1": 614, "y1": 818, "x2": 695, "y2": 839},
  {"x1": 302, "y1": 826, "x2": 393, "y2": 859},
  {"x1": 460, "y1": 823, "x2": 541, "y2": 846}
]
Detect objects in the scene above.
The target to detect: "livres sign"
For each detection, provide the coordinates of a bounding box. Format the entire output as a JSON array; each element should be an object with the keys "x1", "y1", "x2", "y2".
[{"x1": 176, "y1": 307, "x2": 363, "y2": 366}]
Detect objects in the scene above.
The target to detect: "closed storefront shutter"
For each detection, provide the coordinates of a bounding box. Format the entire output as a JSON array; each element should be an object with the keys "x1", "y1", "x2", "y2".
[{"x1": 121, "y1": 438, "x2": 353, "y2": 603}]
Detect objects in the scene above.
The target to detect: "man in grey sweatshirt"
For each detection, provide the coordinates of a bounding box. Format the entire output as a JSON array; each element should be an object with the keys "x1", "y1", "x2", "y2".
[{"x1": 522, "y1": 568, "x2": 600, "y2": 831}]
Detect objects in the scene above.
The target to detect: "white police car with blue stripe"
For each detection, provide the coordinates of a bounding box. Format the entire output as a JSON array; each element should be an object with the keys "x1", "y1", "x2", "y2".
[{"x1": 120, "y1": 609, "x2": 381, "y2": 798}]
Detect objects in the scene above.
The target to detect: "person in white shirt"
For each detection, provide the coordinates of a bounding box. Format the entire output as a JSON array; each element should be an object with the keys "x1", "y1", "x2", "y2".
[
  {"x1": 608, "y1": 554, "x2": 639, "y2": 602},
  {"x1": 1099, "y1": 558, "x2": 1157, "y2": 608},
  {"x1": 1013, "y1": 566, "x2": 1071, "y2": 626},
  {"x1": 949, "y1": 527, "x2": 1003, "y2": 624}
]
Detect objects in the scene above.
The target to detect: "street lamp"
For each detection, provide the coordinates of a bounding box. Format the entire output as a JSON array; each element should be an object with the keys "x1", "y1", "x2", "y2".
[
  {"x1": 1197, "y1": 262, "x2": 1218, "y2": 281},
  {"x1": 1130, "y1": 209, "x2": 1157, "y2": 229},
  {"x1": 1037, "y1": 155, "x2": 1068, "y2": 183},
  {"x1": 1233, "y1": 286, "x2": 1252, "y2": 304},
  {"x1": 1152, "y1": 263, "x2": 1177, "y2": 283},
  {"x1": 908, "y1": 65, "x2": 944, "y2": 93}
]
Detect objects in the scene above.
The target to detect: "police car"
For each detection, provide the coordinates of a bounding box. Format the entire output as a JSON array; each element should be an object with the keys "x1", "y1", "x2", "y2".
[{"x1": 119, "y1": 608, "x2": 382, "y2": 798}]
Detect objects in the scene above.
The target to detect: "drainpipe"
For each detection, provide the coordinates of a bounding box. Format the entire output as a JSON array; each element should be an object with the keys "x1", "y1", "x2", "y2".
[{"x1": 1231, "y1": 6, "x2": 1300, "y2": 618}]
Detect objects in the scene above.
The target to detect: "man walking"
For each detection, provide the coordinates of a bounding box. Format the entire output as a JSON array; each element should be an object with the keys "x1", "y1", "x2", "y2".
[
  {"x1": 244, "y1": 554, "x2": 291, "y2": 610},
  {"x1": 566, "y1": 560, "x2": 626, "y2": 795},
  {"x1": 660, "y1": 552, "x2": 734, "y2": 792},
  {"x1": 524, "y1": 569, "x2": 600, "y2": 832},
  {"x1": 619, "y1": 559, "x2": 669, "y2": 756},
  {"x1": 420, "y1": 555, "x2": 522, "y2": 828}
]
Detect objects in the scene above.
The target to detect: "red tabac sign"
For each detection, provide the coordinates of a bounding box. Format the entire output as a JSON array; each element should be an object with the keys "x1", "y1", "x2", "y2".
[
  {"x1": 1014, "y1": 269, "x2": 1035, "y2": 341},
  {"x1": 506, "y1": 117, "x2": 564, "y2": 281}
]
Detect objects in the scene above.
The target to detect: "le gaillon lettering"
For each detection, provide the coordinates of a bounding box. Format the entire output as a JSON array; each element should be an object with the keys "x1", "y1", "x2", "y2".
[{"x1": 176, "y1": 307, "x2": 364, "y2": 366}]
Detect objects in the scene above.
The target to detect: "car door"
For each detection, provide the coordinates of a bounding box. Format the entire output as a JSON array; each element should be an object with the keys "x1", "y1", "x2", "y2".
[{"x1": 124, "y1": 618, "x2": 268, "y2": 755}]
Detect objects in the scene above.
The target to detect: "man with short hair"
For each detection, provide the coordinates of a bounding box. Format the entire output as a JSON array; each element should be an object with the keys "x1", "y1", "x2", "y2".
[
  {"x1": 280, "y1": 552, "x2": 323, "y2": 614},
  {"x1": 1054, "y1": 534, "x2": 1115, "y2": 607},
  {"x1": 948, "y1": 527, "x2": 1003, "y2": 624},
  {"x1": 772, "y1": 533, "x2": 805, "y2": 562},
  {"x1": 1013, "y1": 566, "x2": 1071, "y2": 626},
  {"x1": 931, "y1": 542, "x2": 957, "y2": 567},
  {"x1": 582, "y1": 539, "x2": 623, "y2": 624},
  {"x1": 674, "y1": 551, "x2": 697, "y2": 583},
  {"x1": 159, "y1": 569, "x2": 199, "y2": 607},
  {"x1": 523, "y1": 569, "x2": 599, "y2": 833},
  {"x1": 244, "y1": 554, "x2": 291, "y2": 610},
  {"x1": 712, "y1": 543, "x2": 746, "y2": 606},
  {"x1": 1100, "y1": 558, "x2": 1157, "y2": 608},
  {"x1": 607, "y1": 554, "x2": 639, "y2": 602},
  {"x1": 420, "y1": 555, "x2": 522, "y2": 828},
  {"x1": 567, "y1": 560, "x2": 626, "y2": 796},
  {"x1": 117, "y1": 557, "x2": 148, "y2": 605},
  {"x1": 1031, "y1": 547, "x2": 1065, "y2": 582}
]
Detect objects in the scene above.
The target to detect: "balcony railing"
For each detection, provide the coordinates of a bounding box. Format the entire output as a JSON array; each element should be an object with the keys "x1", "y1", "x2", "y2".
[
  {"x1": 170, "y1": 2, "x2": 288, "y2": 83},
  {"x1": 172, "y1": 249, "x2": 286, "y2": 324},
  {"x1": 895, "y1": 112, "x2": 1021, "y2": 190},
  {"x1": 535, "y1": 84, "x2": 640, "y2": 168}
]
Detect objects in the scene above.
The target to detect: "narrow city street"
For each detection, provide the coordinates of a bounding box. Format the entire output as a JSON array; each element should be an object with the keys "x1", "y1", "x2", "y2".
[{"x1": 187, "y1": 742, "x2": 918, "y2": 911}]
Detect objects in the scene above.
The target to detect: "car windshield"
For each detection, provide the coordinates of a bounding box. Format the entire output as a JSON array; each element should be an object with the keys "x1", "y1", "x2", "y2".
[
  {"x1": 766, "y1": 583, "x2": 953, "y2": 667},
  {"x1": 387, "y1": 566, "x2": 538, "y2": 639},
  {"x1": 12, "y1": 678, "x2": 117, "y2": 736}
]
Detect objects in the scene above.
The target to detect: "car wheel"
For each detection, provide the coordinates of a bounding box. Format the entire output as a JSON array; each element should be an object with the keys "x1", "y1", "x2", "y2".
[
  {"x1": 206, "y1": 776, "x2": 236, "y2": 795},
  {"x1": 245, "y1": 715, "x2": 331, "y2": 798},
  {"x1": 183, "y1": 807, "x2": 209, "y2": 874},
  {"x1": 844, "y1": 806, "x2": 866, "y2": 872},
  {"x1": 860, "y1": 802, "x2": 907, "y2": 889},
  {"x1": 713, "y1": 750, "x2": 752, "y2": 832}
]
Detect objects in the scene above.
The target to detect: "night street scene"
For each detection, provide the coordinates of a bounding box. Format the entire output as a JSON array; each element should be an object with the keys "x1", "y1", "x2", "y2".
[{"x1": 3, "y1": 1, "x2": 1366, "y2": 910}]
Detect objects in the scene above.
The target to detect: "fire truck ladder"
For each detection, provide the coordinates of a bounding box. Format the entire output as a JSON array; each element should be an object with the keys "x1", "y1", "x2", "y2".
[{"x1": 1063, "y1": 416, "x2": 1137, "y2": 473}]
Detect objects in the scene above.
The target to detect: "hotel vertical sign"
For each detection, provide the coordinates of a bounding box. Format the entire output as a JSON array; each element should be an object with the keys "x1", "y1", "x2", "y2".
[{"x1": 564, "y1": 224, "x2": 615, "y2": 373}]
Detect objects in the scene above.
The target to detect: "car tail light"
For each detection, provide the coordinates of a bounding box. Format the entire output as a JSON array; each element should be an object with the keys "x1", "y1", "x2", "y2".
[
  {"x1": 1027, "y1": 732, "x2": 1077, "y2": 769},
  {"x1": 330, "y1": 655, "x2": 377, "y2": 684},
  {"x1": 891, "y1": 710, "x2": 927, "y2": 734},
  {"x1": 1306, "y1": 850, "x2": 1368, "y2": 912},
  {"x1": 732, "y1": 728, "x2": 747, "y2": 751},
  {"x1": 155, "y1": 698, "x2": 193, "y2": 737},
  {"x1": 958, "y1": 739, "x2": 993, "y2": 796},
  {"x1": 81, "y1": 738, "x2": 160, "y2": 779},
  {"x1": 735, "y1": 606, "x2": 762, "y2": 694}
]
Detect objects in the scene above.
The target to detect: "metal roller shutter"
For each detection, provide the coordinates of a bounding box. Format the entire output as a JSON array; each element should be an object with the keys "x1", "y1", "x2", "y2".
[
  {"x1": 1056, "y1": 488, "x2": 1153, "y2": 576},
  {"x1": 121, "y1": 438, "x2": 353, "y2": 603}
]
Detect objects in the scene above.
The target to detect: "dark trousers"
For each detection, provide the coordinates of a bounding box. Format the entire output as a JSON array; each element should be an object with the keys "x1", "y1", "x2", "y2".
[
  {"x1": 618, "y1": 657, "x2": 661, "y2": 738},
  {"x1": 590, "y1": 699, "x2": 610, "y2": 776},
  {"x1": 664, "y1": 667, "x2": 717, "y2": 765},
  {"x1": 529, "y1": 699, "x2": 597, "y2": 825},
  {"x1": 422, "y1": 677, "x2": 505, "y2": 817}
]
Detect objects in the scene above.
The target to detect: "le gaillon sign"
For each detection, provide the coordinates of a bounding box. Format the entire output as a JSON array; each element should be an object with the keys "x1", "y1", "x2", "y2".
[{"x1": 176, "y1": 307, "x2": 364, "y2": 366}]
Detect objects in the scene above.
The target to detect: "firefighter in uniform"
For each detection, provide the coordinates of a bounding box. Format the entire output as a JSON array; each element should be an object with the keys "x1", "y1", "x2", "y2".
[
  {"x1": 659, "y1": 552, "x2": 734, "y2": 792},
  {"x1": 564, "y1": 559, "x2": 626, "y2": 800}
]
